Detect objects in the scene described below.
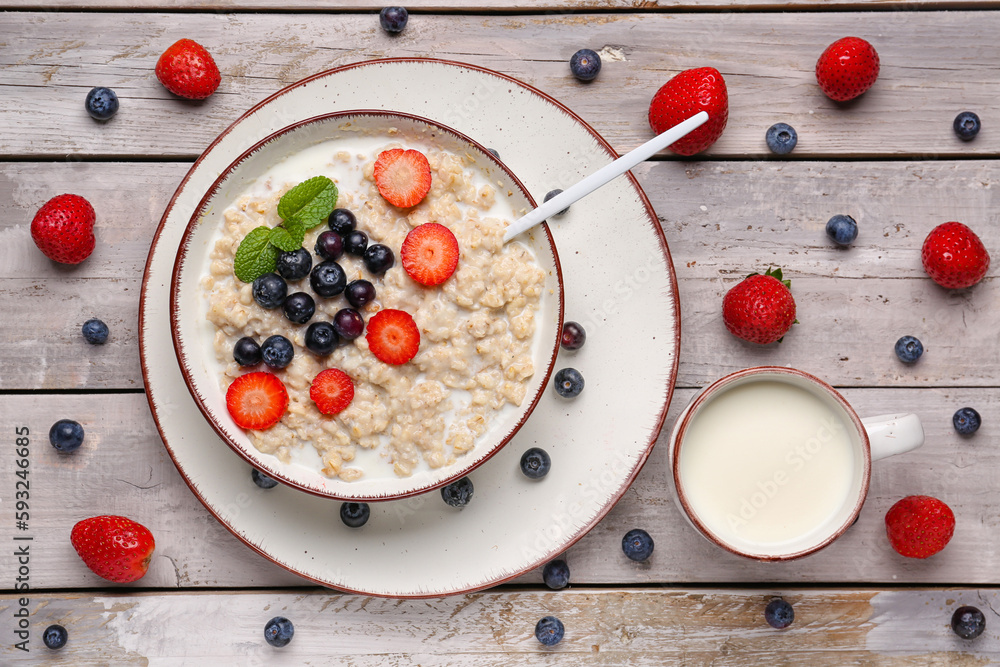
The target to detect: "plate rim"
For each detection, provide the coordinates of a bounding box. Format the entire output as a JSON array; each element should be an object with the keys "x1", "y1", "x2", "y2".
[{"x1": 139, "y1": 56, "x2": 681, "y2": 598}]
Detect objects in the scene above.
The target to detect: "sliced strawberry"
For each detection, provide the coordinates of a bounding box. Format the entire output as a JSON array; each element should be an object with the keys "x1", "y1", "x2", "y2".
[
  {"x1": 401, "y1": 223, "x2": 460, "y2": 286},
  {"x1": 366, "y1": 309, "x2": 420, "y2": 365},
  {"x1": 373, "y1": 148, "x2": 432, "y2": 208},
  {"x1": 310, "y1": 368, "x2": 355, "y2": 415},
  {"x1": 225, "y1": 371, "x2": 288, "y2": 430}
]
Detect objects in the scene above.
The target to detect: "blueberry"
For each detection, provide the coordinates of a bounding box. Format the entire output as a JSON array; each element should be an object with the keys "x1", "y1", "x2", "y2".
[
  {"x1": 894, "y1": 335, "x2": 923, "y2": 364},
  {"x1": 345, "y1": 279, "x2": 377, "y2": 309},
  {"x1": 544, "y1": 189, "x2": 569, "y2": 216},
  {"x1": 82, "y1": 318, "x2": 109, "y2": 345},
  {"x1": 519, "y1": 447, "x2": 551, "y2": 479},
  {"x1": 328, "y1": 208, "x2": 357, "y2": 236},
  {"x1": 233, "y1": 337, "x2": 262, "y2": 366},
  {"x1": 344, "y1": 230, "x2": 369, "y2": 256},
  {"x1": 826, "y1": 214, "x2": 858, "y2": 246},
  {"x1": 310, "y1": 260, "x2": 347, "y2": 298},
  {"x1": 340, "y1": 502, "x2": 371, "y2": 528},
  {"x1": 954, "y1": 112, "x2": 981, "y2": 142},
  {"x1": 315, "y1": 230, "x2": 344, "y2": 260},
  {"x1": 765, "y1": 123, "x2": 798, "y2": 155},
  {"x1": 49, "y1": 419, "x2": 84, "y2": 453},
  {"x1": 553, "y1": 368, "x2": 584, "y2": 398},
  {"x1": 953, "y1": 407, "x2": 981, "y2": 435},
  {"x1": 952, "y1": 605, "x2": 986, "y2": 639},
  {"x1": 542, "y1": 559, "x2": 570, "y2": 590},
  {"x1": 379, "y1": 6, "x2": 408, "y2": 33},
  {"x1": 252, "y1": 468, "x2": 279, "y2": 489},
  {"x1": 441, "y1": 476, "x2": 474, "y2": 507},
  {"x1": 621, "y1": 528, "x2": 654, "y2": 561},
  {"x1": 305, "y1": 322, "x2": 339, "y2": 355},
  {"x1": 560, "y1": 321, "x2": 586, "y2": 350},
  {"x1": 264, "y1": 616, "x2": 294, "y2": 648},
  {"x1": 534, "y1": 616, "x2": 565, "y2": 646},
  {"x1": 260, "y1": 335, "x2": 294, "y2": 369},
  {"x1": 283, "y1": 292, "x2": 316, "y2": 325},
  {"x1": 363, "y1": 244, "x2": 395, "y2": 274},
  {"x1": 43, "y1": 624, "x2": 68, "y2": 650},
  {"x1": 569, "y1": 48, "x2": 601, "y2": 81},
  {"x1": 276, "y1": 247, "x2": 312, "y2": 281},
  {"x1": 764, "y1": 598, "x2": 794, "y2": 629},
  {"x1": 85, "y1": 87, "x2": 118, "y2": 121},
  {"x1": 252, "y1": 273, "x2": 288, "y2": 309},
  {"x1": 333, "y1": 308, "x2": 364, "y2": 340},
  {"x1": 487, "y1": 148, "x2": 500, "y2": 158}
]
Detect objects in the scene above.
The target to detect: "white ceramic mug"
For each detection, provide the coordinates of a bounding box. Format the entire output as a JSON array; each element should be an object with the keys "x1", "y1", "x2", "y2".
[{"x1": 668, "y1": 366, "x2": 923, "y2": 561}]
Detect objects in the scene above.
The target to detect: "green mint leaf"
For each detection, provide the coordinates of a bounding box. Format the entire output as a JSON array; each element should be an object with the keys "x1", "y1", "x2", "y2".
[
  {"x1": 234, "y1": 226, "x2": 279, "y2": 283},
  {"x1": 277, "y1": 176, "x2": 339, "y2": 230},
  {"x1": 268, "y1": 221, "x2": 305, "y2": 253}
]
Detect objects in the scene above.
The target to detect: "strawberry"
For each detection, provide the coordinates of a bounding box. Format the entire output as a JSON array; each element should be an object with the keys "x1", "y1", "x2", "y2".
[
  {"x1": 885, "y1": 495, "x2": 955, "y2": 559},
  {"x1": 815, "y1": 37, "x2": 880, "y2": 102},
  {"x1": 921, "y1": 222, "x2": 990, "y2": 289},
  {"x1": 70, "y1": 515, "x2": 155, "y2": 583},
  {"x1": 155, "y1": 39, "x2": 221, "y2": 100},
  {"x1": 648, "y1": 67, "x2": 729, "y2": 156},
  {"x1": 30, "y1": 194, "x2": 96, "y2": 264},
  {"x1": 366, "y1": 309, "x2": 420, "y2": 365},
  {"x1": 310, "y1": 368, "x2": 355, "y2": 415},
  {"x1": 721, "y1": 267, "x2": 797, "y2": 345},
  {"x1": 373, "y1": 148, "x2": 432, "y2": 208},
  {"x1": 225, "y1": 371, "x2": 288, "y2": 430},
  {"x1": 401, "y1": 223, "x2": 460, "y2": 286}
]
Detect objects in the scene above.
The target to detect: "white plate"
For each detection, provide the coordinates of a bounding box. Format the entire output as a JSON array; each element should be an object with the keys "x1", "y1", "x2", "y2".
[
  {"x1": 170, "y1": 110, "x2": 563, "y2": 501},
  {"x1": 140, "y1": 58, "x2": 680, "y2": 597}
]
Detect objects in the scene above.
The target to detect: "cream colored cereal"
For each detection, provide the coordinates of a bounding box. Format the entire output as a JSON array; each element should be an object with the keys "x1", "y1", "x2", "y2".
[{"x1": 200, "y1": 146, "x2": 545, "y2": 480}]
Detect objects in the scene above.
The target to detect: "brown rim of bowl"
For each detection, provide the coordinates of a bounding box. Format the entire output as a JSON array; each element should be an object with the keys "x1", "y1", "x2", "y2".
[
  {"x1": 671, "y1": 366, "x2": 872, "y2": 562},
  {"x1": 168, "y1": 109, "x2": 565, "y2": 502},
  {"x1": 140, "y1": 57, "x2": 680, "y2": 597}
]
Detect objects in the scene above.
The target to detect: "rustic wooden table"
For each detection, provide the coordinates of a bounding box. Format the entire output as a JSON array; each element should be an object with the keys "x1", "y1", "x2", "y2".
[{"x1": 3, "y1": 1, "x2": 1000, "y2": 664}]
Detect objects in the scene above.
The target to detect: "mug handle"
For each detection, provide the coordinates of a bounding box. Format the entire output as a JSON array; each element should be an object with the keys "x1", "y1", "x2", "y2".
[{"x1": 861, "y1": 413, "x2": 924, "y2": 461}]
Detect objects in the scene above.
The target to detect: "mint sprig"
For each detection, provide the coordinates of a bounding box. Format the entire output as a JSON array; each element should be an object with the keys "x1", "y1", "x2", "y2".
[{"x1": 232, "y1": 176, "x2": 339, "y2": 282}]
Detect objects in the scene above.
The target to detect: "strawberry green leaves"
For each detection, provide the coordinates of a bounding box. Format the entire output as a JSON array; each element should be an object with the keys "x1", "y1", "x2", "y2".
[{"x1": 232, "y1": 176, "x2": 338, "y2": 282}]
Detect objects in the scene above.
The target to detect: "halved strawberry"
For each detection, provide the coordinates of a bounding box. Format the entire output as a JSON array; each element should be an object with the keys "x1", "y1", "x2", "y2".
[
  {"x1": 310, "y1": 368, "x2": 355, "y2": 415},
  {"x1": 225, "y1": 371, "x2": 288, "y2": 430},
  {"x1": 366, "y1": 309, "x2": 420, "y2": 365},
  {"x1": 373, "y1": 148, "x2": 432, "y2": 208},
  {"x1": 401, "y1": 223, "x2": 460, "y2": 286}
]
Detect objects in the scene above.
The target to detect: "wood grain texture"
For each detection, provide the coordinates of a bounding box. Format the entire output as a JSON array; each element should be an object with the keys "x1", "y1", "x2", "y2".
[
  {"x1": 2, "y1": 161, "x2": 995, "y2": 390},
  {"x1": 2, "y1": 388, "x2": 997, "y2": 590},
  {"x1": 0, "y1": 12, "x2": 998, "y2": 158},
  {"x1": 2, "y1": 588, "x2": 998, "y2": 664}
]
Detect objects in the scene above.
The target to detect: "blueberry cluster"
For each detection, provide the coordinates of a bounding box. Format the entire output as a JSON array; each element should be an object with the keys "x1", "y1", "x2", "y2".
[{"x1": 235, "y1": 209, "x2": 394, "y2": 368}]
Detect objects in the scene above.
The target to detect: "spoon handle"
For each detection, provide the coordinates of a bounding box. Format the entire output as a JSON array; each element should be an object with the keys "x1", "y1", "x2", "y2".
[{"x1": 502, "y1": 111, "x2": 709, "y2": 243}]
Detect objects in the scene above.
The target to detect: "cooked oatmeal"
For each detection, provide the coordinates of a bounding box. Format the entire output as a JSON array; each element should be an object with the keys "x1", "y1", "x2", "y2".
[{"x1": 200, "y1": 145, "x2": 545, "y2": 480}]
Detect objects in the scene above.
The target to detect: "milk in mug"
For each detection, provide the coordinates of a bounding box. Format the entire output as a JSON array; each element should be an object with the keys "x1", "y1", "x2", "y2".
[{"x1": 676, "y1": 379, "x2": 860, "y2": 555}]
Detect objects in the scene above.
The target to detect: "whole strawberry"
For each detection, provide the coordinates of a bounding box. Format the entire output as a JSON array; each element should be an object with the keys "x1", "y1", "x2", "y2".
[
  {"x1": 155, "y1": 39, "x2": 221, "y2": 100},
  {"x1": 722, "y1": 267, "x2": 797, "y2": 345},
  {"x1": 885, "y1": 495, "x2": 954, "y2": 558},
  {"x1": 71, "y1": 515, "x2": 155, "y2": 583},
  {"x1": 921, "y1": 222, "x2": 990, "y2": 289},
  {"x1": 648, "y1": 67, "x2": 729, "y2": 156},
  {"x1": 815, "y1": 37, "x2": 880, "y2": 102},
  {"x1": 31, "y1": 194, "x2": 96, "y2": 264}
]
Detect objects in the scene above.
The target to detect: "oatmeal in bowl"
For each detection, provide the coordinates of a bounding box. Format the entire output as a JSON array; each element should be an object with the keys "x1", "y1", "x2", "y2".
[{"x1": 170, "y1": 111, "x2": 564, "y2": 501}]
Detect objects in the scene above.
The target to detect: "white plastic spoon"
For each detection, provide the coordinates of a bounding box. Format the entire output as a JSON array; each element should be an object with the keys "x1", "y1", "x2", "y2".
[{"x1": 502, "y1": 110, "x2": 709, "y2": 243}]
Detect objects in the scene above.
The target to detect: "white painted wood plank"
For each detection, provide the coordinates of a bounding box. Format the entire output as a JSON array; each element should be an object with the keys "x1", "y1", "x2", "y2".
[
  {"x1": 1, "y1": 12, "x2": 998, "y2": 157},
  {"x1": 1, "y1": 161, "x2": 996, "y2": 390},
  {"x1": 2, "y1": 389, "x2": 998, "y2": 589},
  {"x1": 1, "y1": 0, "x2": 991, "y2": 9},
  {"x1": 2, "y1": 588, "x2": 997, "y2": 664}
]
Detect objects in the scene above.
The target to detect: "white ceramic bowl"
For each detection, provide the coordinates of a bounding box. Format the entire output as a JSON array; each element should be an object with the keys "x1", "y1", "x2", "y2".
[{"x1": 170, "y1": 110, "x2": 563, "y2": 502}]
